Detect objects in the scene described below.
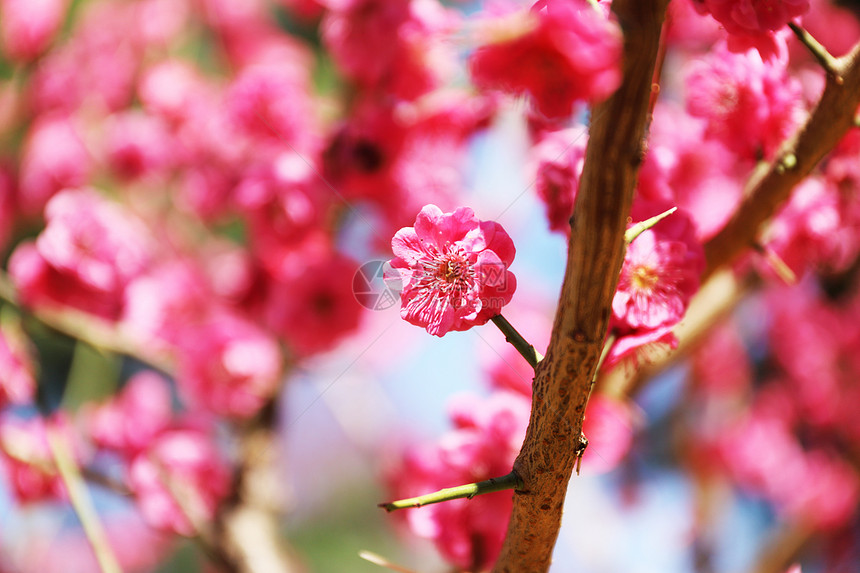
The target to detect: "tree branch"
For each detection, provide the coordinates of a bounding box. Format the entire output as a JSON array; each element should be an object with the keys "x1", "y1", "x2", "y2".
[
  {"x1": 492, "y1": 1, "x2": 668, "y2": 570},
  {"x1": 703, "y1": 40, "x2": 860, "y2": 280}
]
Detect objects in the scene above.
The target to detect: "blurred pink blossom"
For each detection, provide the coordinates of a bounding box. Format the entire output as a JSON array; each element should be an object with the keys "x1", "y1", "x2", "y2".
[
  {"x1": 691, "y1": 0, "x2": 808, "y2": 59},
  {"x1": 0, "y1": 0, "x2": 68, "y2": 62},
  {"x1": 176, "y1": 311, "x2": 282, "y2": 419},
  {"x1": 638, "y1": 103, "x2": 745, "y2": 240},
  {"x1": 259, "y1": 241, "x2": 364, "y2": 357},
  {"x1": 18, "y1": 115, "x2": 92, "y2": 216},
  {"x1": 88, "y1": 371, "x2": 174, "y2": 459},
  {"x1": 0, "y1": 414, "x2": 75, "y2": 504},
  {"x1": 685, "y1": 43, "x2": 804, "y2": 161},
  {"x1": 9, "y1": 188, "x2": 154, "y2": 321},
  {"x1": 322, "y1": 0, "x2": 457, "y2": 100},
  {"x1": 530, "y1": 127, "x2": 587, "y2": 235},
  {"x1": 389, "y1": 204, "x2": 517, "y2": 336},
  {"x1": 0, "y1": 327, "x2": 36, "y2": 409},
  {"x1": 469, "y1": 0, "x2": 622, "y2": 119},
  {"x1": 127, "y1": 425, "x2": 231, "y2": 535},
  {"x1": 388, "y1": 391, "x2": 529, "y2": 571},
  {"x1": 580, "y1": 395, "x2": 634, "y2": 474}
]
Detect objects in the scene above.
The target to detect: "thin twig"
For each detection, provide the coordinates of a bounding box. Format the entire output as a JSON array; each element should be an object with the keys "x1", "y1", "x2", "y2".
[
  {"x1": 789, "y1": 22, "x2": 842, "y2": 82},
  {"x1": 490, "y1": 314, "x2": 543, "y2": 369},
  {"x1": 47, "y1": 427, "x2": 123, "y2": 573},
  {"x1": 379, "y1": 471, "x2": 523, "y2": 512}
]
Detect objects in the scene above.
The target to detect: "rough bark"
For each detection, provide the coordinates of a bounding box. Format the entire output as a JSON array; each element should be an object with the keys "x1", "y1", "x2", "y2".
[{"x1": 491, "y1": 1, "x2": 668, "y2": 570}]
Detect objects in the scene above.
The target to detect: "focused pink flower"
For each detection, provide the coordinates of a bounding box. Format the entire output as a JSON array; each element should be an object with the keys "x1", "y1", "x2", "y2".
[
  {"x1": 88, "y1": 371, "x2": 173, "y2": 458},
  {"x1": 692, "y1": 0, "x2": 809, "y2": 59},
  {"x1": 127, "y1": 425, "x2": 231, "y2": 535},
  {"x1": 0, "y1": 0, "x2": 68, "y2": 62},
  {"x1": 0, "y1": 326, "x2": 36, "y2": 409},
  {"x1": 612, "y1": 203, "x2": 704, "y2": 331},
  {"x1": 389, "y1": 205, "x2": 516, "y2": 336},
  {"x1": 685, "y1": 43, "x2": 804, "y2": 161},
  {"x1": 9, "y1": 188, "x2": 154, "y2": 321},
  {"x1": 469, "y1": 0, "x2": 622, "y2": 119},
  {"x1": 605, "y1": 202, "x2": 704, "y2": 368},
  {"x1": 387, "y1": 391, "x2": 529, "y2": 571}
]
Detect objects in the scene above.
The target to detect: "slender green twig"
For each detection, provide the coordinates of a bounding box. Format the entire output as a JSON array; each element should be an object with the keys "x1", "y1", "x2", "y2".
[
  {"x1": 490, "y1": 314, "x2": 542, "y2": 369},
  {"x1": 379, "y1": 471, "x2": 523, "y2": 512},
  {"x1": 358, "y1": 550, "x2": 420, "y2": 573},
  {"x1": 789, "y1": 22, "x2": 842, "y2": 83},
  {"x1": 624, "y1": 207, "x2": 677, "y2": 244},
  {"x1": 47, "y1": 427, "x2": 123, "y2": 573}
]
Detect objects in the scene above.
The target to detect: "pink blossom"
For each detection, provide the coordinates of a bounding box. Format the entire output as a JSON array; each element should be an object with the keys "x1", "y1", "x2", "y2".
[
  {"x1": 27, "y1": 2, "x2": 141, "y2": 114},
  {"x1": 718, "y1": 401, "x2": 860, "y2": 530},
  {"x1": 691, "y1": 322, "x2": 752, "y2": 395},
  {"x1": 224, "y1": 59, "x2": 318, "y2": 152},
  {"x1": 18, "y1": 115, "x2": 92, "y2": 216},
  {"x1": 103, "y1": 110, "x2": 175, "y2": 181},
  {"x1": 468, "y1": 0, "x2": 622, "y2": 119},
  {"x1": 322, "y1": 0, "x2": 457, "y2": 99},
  {"x1": 765, "y1": 284, "x2": 860, "y2": 439},
  {"x1": 258, "y1": 241, "x2": 365, "y2": 357},
  {"x1": 138, "y1": 60, "x2": 209, "y2": 124},
  {"x1": 605, "y1": 203, "x2": 704, "y2": 369},
  {"x1": 638, "y1": 103, "x2": 745, "y2": 240},
  {"x1": 691, "y1": 0, "x2": 809, "y2": 59},
  {"x1": 10, "y1": 188, "x2": 154, "y2": 321},
  {"x1": 0, "y1": 0, "x2": 68, "y2": 62},
  {"x1": 530, "y1": 127, "x2": 587, "y2": 235},
  {"x1": 176, "y1": 311, "x2": 282, "y2": 419},
  {"x1": 88, "y1": 371, "x2": 173, "y2": 458},
  {"x1": 0, "y1": 327, "x2": 36, "y2": 409},
  {"x1": 0, "y1": 414, "x2": 74, "y2": 504},
  {"x1": 580, "y1": 395, "x2": 634, "y2": 474},
  {"x1": 0, "y1": 164, "x2": 15, "y2": 250},
  {"x1": 387, "y1": 391, "x2": 529, "y2": 571},
  {"x1": 665, "y1": 0, "x2": 723, "y2": 50},
  {"x1": 127, "y1": 426, "x2": 231, "y2": 535},
  {"x1": 20, "y1": 512, "x2": 172, "y2": 573},
  {"x1": 685, "y1": 43, "x2": 804, "y2": 161},
  {"x1": 763, "y1": 176, "x2": 858, "y2": 277},
  {"x1": 235, "y1": 155, "x2": 325, "y2": 259},
  {"x1": 612, "y1": 203, "x2": 704, "y2": 331},
  {"x1": 389, "y1": 205, "x2": 517, "y2": 336},
  {"x1": 122, "y1": 260, "x2": 215, "y2": 352}
]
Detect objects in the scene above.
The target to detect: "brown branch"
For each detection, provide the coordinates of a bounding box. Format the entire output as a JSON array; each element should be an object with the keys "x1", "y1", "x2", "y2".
[
  {"x1": 491, "y1": 1, "x2": 668, "y2": 570},
  {"x1": 214, "y1": 405, "x2": 305, "y2": 573},
  {"x1": 703, "y1": 41, "x2": 860, "y2": 281}
]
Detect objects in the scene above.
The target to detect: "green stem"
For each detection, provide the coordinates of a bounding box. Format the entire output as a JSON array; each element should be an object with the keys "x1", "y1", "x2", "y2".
[
  {"x1": 490, "y1": 314, "x2": 542, "y2": 369},
  {"x1": 379, "y1": 471, "x2": 523, "y2": 512},
  {"x1": 789, "y1": 22, "x2": 842, "y2": 83},
  {"x1": 625, "y1": 207, "x2": 677, "y2": 244},
  {"x1": 47, "y1": 427, "x2": 123, "y2": 573}
]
